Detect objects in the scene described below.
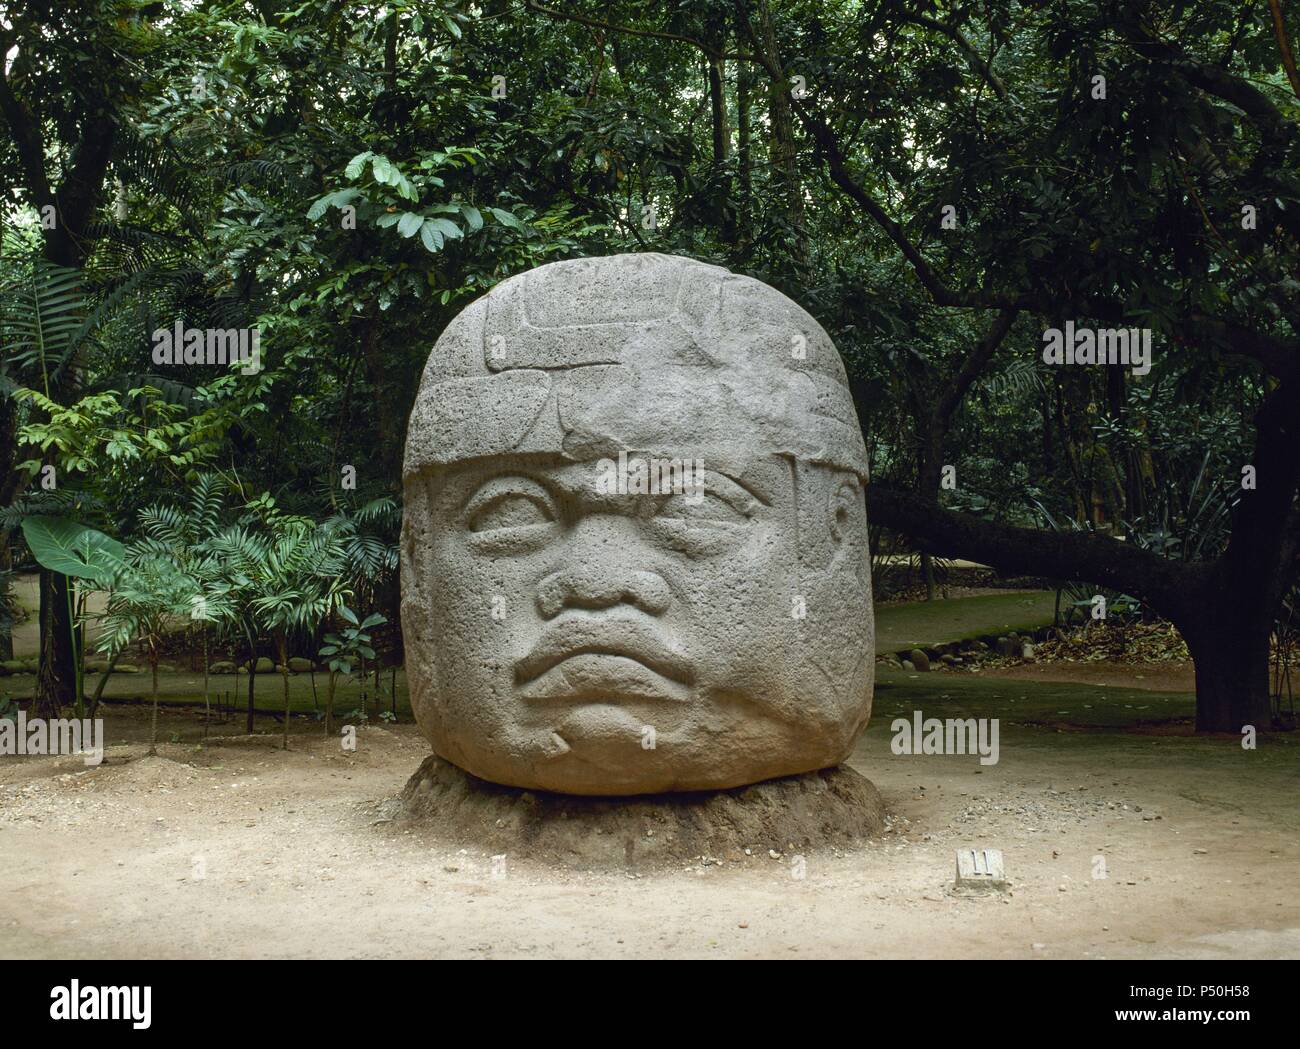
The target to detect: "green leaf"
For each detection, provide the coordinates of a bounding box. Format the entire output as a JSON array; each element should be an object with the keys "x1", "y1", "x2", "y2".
[
  {"x1": 344, "y1": 152, "x2": 375, "y2": 179},
  {"x1": 371, "y1": 156, "x2": 399, "y2": 185},
  {"x1": 306, "y1": 188, "x2": 359, "y2": 221},
  {"x1": 419, "y1": 220, "x2": 443, "y2": 252},
  {"x1": 489, "y1": 207, "x2": 524, "y2": 230},
  {"x1": 461, "y1": 204, "x2": 483, "y2": 232},
  {"x1": 397, "y1": 212, "x2": 424, "y2": 238},
  {"x1": 20, "y1": 516, "x2": 124, "y2": 585},
  {"x1": 427, "y1": 217, "x2": 462, "y2": 240}
]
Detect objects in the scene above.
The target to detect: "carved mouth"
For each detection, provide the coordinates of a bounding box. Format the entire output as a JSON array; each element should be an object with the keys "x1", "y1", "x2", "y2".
[{"x1": 514, "y1": 616, "x2": 694, "y2": 689}]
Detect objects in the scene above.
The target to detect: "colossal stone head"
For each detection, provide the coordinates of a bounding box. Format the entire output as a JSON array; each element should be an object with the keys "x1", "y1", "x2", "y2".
[{"x1": 401, "y1": 253, "x2": 873, "y2": 795}]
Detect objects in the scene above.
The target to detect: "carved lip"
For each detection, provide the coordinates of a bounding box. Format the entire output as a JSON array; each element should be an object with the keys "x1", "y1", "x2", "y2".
[{"x1": 514, "y1": 616, "x2": 694, "y2": 689}]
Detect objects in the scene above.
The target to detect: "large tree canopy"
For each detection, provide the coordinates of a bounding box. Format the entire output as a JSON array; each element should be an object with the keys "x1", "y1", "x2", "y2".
[{"x1": 2, "y1": 0, "x2": 1297, "y2": 730}]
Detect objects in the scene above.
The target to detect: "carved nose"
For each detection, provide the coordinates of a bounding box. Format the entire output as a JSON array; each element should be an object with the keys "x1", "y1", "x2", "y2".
[{"x1": 536, "y1": 567, "x2": 671, "y2": 619}]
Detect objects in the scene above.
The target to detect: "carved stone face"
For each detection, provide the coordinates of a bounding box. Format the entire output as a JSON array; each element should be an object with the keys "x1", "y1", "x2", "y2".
[{"x1": 401, "y1": 254, "x2": 873, "y2": 794}]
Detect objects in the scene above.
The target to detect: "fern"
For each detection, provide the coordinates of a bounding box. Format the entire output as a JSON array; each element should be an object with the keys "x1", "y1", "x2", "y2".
[
  {"x1": 977, "y1": 358, "x2": 1044, "y2": 399},
  {"x1": 0, "y1": 255, "x2": 88, "y2": 395}
]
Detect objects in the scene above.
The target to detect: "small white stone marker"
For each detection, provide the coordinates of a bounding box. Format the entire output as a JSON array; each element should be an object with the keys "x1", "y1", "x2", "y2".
[{"x1": 956, "y1": 848, "x2": 1007, "y2": 892}]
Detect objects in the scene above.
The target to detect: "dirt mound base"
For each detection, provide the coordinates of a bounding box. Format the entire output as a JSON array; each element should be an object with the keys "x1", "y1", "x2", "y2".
[
  {"x1": 77, "y1": 754, "x2": 202, "y2": 793},
  {"x1": 395, "y1": 755, "x2": 886, "y2": 870}
]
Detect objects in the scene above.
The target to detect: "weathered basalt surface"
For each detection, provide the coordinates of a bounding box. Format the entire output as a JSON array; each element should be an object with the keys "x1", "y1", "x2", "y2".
[{"x1": 400, "y1": 253, "x2": 876, "y2": 794}]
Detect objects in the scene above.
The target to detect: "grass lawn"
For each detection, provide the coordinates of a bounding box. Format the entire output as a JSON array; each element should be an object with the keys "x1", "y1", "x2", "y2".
[
  {"x1": 873, "y1": 664, "x2": 1194, "y2": 729},
  {"x1": 0, "y1": 665, "x2": 411, "y2": 722},
  {"x1": 875, "y1": 590, "x2": 1059, "y2": 652}
]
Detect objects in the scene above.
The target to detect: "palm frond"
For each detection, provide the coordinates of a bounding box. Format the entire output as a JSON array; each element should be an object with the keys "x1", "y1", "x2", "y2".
[{"x1": 0, "y1": 255, "x2": 89, "y2": 390}]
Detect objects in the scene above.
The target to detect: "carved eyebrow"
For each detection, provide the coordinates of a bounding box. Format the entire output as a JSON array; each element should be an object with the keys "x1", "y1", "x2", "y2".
[
  {"x1": 450, "y1": 460, "x2": 777, "y2": 513},
  {"x1": 681, "y1": 469, "x2": 766, "y2": 515},
  {"x1": 460, "y1": 474, "x2": 557, "y2": 519},
  {"x1": 567, "y1": 461, "x2": 775, "y2": 509},
  {"x1": 719, "y1": 468, "x2": 773, "y2": 508}
]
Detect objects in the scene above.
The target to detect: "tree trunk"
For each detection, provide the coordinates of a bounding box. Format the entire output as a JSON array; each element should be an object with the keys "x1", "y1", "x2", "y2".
[
  {"x1": 148, "y1": 657, "x2": 159, "y2": 756},
  {"x1": 384, "y1": 13, "x2": 398, "y2": 93},
  {"x1": 0, "y1": 542, "x2": 12, "y2": 662},
  {"x1": 1182, "y1": 617, "x2": 1273, "y2": 732},
  {"x1": 869, "y1": 483, "x2": 1287, "y2": 734},
  {"x1": 87, "y1": 648, "x2": 120, "y2": 721},
  {"x1": 706, "y1": 52, "x2": 729, "y2": 167},
  {"x1": 921, "y1": 552, "x2": 936, "y2": 601},
  {"x1": 245, "y1": 648, "x2": 257, "y2": 735},
  {"x1": 357, "y1": 309, "x2": 399, "y2": 485},
  {"x1": 917, "y1": 420, "x2": 942, "y2": 602},
  {"x1": 325, "y1": 671, "x2": 336, "y2": 736},
  {"x1": 278, "y1": 635, "x2": 291, "y2": 750},
  {"x1": 904, "y1": 313, "x2": 1017, "y2": 604},
  {"x1": 202, "y1": 630, "x2": 210, "y2": 739},
  {"x1": 736, "y1": 49, "x2": 752, "y2": 233},
  {"x1": 755, "y1": 0, "x2": 806, "y2": 262},
  {"x1": 0, "y1": 375, "x2": 15, "y2": 656},
  {"x1": 35, "y1": 568, "x2": 75, "y2": 718}
]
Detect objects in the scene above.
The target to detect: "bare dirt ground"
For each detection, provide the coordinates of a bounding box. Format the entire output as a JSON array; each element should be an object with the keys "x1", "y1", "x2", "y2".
[{"x1": 1, "y1": 708, "x2": 1296, "y2": 960}]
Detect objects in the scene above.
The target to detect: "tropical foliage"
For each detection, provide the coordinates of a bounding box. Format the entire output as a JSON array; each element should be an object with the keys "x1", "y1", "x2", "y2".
[{"x1": 2, "y1": 0, "x2": 1298, "y2": 732}]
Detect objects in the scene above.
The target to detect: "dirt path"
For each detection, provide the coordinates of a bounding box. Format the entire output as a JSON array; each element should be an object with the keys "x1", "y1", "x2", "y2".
[
  {"x1": 875, "y1": 590, "x2": 1057, "y2": 653},
  {"x1": 982, "y1": 659, "x2": 1198, "y2": 693},
  {"x1": 1, "y1": 709, "x2": 1295, "y2": 959}
]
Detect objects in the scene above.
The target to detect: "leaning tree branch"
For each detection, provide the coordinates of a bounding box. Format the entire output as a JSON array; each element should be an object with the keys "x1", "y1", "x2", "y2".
[
  {"x1": 936, "y1": 308, "x2": 1018, "y2": 423},
  {"x1": 1120, "y1": 16, "x2": 1294, "y2": 145},
  {"x1": 1185, "y1": 314, "x2": 1300, "y2": 383},
  {"x1": 0, "y1": 42, "x2": 54, "y2": 210},
  {"x1": 798, "y1": 105, "x2": 1023, "y2": 309},
  {"x1": 866, "y1": 484, "x2": 1202, "y2": 611},
  {"x1": 899, "y1": 12, "x2": 1007, "y2": 100}
]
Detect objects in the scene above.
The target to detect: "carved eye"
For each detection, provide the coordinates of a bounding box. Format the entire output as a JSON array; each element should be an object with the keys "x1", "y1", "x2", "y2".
[
  {"x1": 464, "y1": 476, "x2": 557, "y2": 546},
  {"x1": 470, "y1": 493, "x2": 552, "y2": 531},
  {"x1": 654, "y1": 489, "x2": 747, "y2": 524},
  {"x1": 652, "y1": 471, "x2": 758, "y2": 524},
  {"x1": 646, "y1": 472, "x2": 758, "y2": 557}
]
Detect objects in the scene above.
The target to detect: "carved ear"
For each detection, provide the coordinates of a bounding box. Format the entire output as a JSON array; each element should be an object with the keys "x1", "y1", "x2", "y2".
[
  {"x1": 828, "y1": 475, "x2": 866, "y2": 547},
  {"x1": 399, "y1": 476, "x2": 446, "y2": 730}
]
